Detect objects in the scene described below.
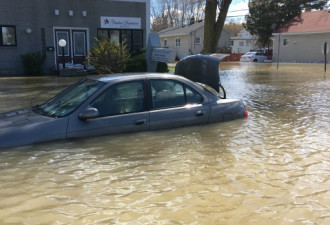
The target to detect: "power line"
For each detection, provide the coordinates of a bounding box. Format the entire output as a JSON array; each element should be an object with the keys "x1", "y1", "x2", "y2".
[
  {"x1": 228, "y1": 9, "x2": 249, "y2": 12},
  {"x1": 226, "y1": 15, "x2": 248, "y2": 17}
]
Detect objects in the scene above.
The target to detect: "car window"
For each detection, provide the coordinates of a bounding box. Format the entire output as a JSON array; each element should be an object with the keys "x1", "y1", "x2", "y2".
[
  {"x1": 150, "y1": 79, "x2": 203, "y2": 109},
  {"x1": 151, "y1": 80, "x2": 185, "y2": 109},
  {"x1": 197, "y1": 82, "x2": 221, "y2": 99},
  {"x1": 36, "y1": 79, "x2": 105, "y2": 117},
  {"x1": 186, "y1": 85, "x2": 203, "y2": 104},
  {"x1": 91, "y1": 80, "x2": 145, "y2": 117}
]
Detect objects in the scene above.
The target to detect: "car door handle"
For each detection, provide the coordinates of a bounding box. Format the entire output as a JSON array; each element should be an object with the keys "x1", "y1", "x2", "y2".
[
  {"x1": 135, "y1": 119, "x2": 147, "y2": 125},
  {"x1": 195, "y1": 110, "x2": 205, "y2": 117}
]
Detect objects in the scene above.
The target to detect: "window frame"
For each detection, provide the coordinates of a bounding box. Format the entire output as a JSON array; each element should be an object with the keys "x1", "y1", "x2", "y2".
[
  {"x1": 0, "y1": 25, "x2": 17, "y2": 46},
  {"x1": 96, "y1": 28, "x2": 144, "y2": 51},
  {"x1": 90, "y1": 80, "x2": 147, "y2": 117},
  {"x1": 283, "y1": 38, "x2": 289, "y2": 46},
  {"x1": 149, "y1": 79, "x2": 203, "y2": 110},
  {"x1": 195, "y1": 37, "x2": 201, "y2": 45},
  {"x1": 175, "y1": 38, "x2": 181, "y2": 47}
]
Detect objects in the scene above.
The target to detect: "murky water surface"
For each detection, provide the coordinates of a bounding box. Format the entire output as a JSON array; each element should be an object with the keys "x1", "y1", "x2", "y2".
[{"x1": 0, "y1": 63, "x2": 329, "y2": 224}]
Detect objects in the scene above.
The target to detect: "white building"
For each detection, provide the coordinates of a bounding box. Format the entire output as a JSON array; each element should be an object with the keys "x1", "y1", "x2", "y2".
[
  {"x1": 230, "y1": 29, "x2": 258, "y2": 53},
  {"x1": 273, "y1": 10, "x2": 330, "y2": 63},
  {"x1": 158, "y1": 21, "x2": 232, "y2": 59}
]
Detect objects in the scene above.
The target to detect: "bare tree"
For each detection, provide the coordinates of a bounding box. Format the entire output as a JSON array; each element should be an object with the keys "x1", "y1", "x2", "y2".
[
  {"x1": 203, "y1": 0, "x2": 232, "y2": 53},
  {"x1": 224, "y1": 21, "x2": 243, "y2": 36},
  {"x1": 151, "y1": 0, "x2": 206, "y2": 31}
]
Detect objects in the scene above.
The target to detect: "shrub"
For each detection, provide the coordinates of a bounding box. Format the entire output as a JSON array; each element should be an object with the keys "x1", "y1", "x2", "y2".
[
  {"x1": 156, "y1": 62, "x2": 169, "y2": 73},
  {"x1": 21, "y1": 52, "x2": 45, "y2": 75},
  {"x1": 88, "y1": 38, "x2": 130, "y2": 74},
  {"x1": 125, "y1": 50, "x2": 169, "y2": 73},
  {"x1": 125, "y1": 49, "x2": 147, "y2": 72}
]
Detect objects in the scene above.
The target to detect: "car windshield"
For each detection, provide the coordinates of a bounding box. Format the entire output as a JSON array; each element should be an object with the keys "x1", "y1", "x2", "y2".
[{"x1": 33, "y1": 79, "x2": 105, "y2": 117}]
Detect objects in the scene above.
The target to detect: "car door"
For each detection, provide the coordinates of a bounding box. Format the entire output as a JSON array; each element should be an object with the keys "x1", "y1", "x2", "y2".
[
  {"x1": 149, "y1": 79, "x2": 210, "y2": 130},
  {"x1": 67, "y1": 80, "x2": 149, "y2": 138},
  {"x1": 256, "y1": 52, "x2": 266, "y2": 62}
]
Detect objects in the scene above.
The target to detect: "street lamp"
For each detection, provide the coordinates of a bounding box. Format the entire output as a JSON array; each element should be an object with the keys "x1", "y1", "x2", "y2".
[{"x1": 58, "y1": 39, "x2": 67, "y2": 69}]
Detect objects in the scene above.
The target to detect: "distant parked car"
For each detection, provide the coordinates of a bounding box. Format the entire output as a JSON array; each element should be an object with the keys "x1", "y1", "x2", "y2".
[{"x1": 240, "y1": 52, "x2": 267, "y2": 62}]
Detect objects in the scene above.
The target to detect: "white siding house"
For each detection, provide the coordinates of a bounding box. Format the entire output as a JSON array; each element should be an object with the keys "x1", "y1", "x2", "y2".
[
  {"x1": 158, "y1": 21, "x2": 232, "y2": 59},
  {"x1": 230, "y1": 29, "x2": 258, "y2": 53},
  {"x1": 273, "y1": 10, "x2": 330, "y2": 63}
]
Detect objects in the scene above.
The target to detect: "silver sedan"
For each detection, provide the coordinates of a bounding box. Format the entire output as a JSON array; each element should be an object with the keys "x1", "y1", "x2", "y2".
[{"x1": 0, "y1": 73, "x2": 247, "y2": 148}]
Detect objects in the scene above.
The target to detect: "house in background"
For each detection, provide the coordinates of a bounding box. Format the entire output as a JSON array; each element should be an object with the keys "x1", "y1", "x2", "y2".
[
  {"x1": 158, "y1": 21, "x2": 232, "y2": 59},
  {"x1": 273, "y1": 10, "x2": 330, "y2": 63},
  {"x1": 230, "y1": 29, "x2": 258, "y2": 53}
]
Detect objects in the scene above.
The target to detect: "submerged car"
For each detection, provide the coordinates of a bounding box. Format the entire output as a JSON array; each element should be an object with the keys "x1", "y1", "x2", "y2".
[
  {"x1": 240, "y1": 52, "x2": 268, "y2": 62},
  {"x1": 0, "y1": 56, "x2": 247, "y2": 148}
]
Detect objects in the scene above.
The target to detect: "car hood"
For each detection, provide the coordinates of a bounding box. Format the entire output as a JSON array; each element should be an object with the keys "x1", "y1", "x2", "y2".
[
  {"x1": 0, "y1": 108, "x2": 47, "y2": 129},
  {"x1": 0, "y1": 108, "x2": 68, "y2": 149}
]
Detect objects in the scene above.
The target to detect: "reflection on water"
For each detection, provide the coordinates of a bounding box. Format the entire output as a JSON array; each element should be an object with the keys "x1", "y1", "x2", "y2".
[{"x1": 0, "y1": 63, "x2": 329, "y2": 224}]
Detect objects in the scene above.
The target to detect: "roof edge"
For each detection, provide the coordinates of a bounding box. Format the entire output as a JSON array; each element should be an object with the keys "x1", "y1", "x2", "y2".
[{"x1": 273, "y1": 30, "x2": 330, "y2": 36}]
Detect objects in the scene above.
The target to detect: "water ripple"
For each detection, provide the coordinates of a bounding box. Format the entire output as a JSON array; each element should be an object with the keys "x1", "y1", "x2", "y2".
[{"x1": 0, "y1": 64, "x2": 330, "y2": 224}]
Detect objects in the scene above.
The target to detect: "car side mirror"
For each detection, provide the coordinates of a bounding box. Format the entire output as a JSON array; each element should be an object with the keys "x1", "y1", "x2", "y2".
[{"x1": 78, "y1": 107, "x2": 99, "y2": 121}]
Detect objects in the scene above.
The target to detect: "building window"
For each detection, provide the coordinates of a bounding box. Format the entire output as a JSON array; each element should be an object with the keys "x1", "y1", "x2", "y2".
[
  {"x1": 176, "y1": 38, "x2": 180, "y2": 47},
  {"x1": 195, "y1": 37, "x2": 201, "y2": 45},
  {"x1": 73, "y1": 32, "x2": 86, "y2": 56},
  {"x1": 97, "y1": 29, "x2": 143, "y2": 51},
  {"x1": 164, "y1": 39, "x2": 167, "y2": 47},
  {"x1": 283, "y1": 38, "x2": 289, "y2": 46},
  {"x1": 132, "y1": 30, "x2": 143, "y2": 49},
  {"x1": 1, "y1": 25, "x2": 16, "y2": 46},
  {"x1": 110, "y1": 30, "x2": 120, "y2": 44},
  {"x1": 239, "y1": 41, "x2": 244, "y2": 46},
  {"x1": 230, "y1": 40, "x2": 234, "y2": 46}
]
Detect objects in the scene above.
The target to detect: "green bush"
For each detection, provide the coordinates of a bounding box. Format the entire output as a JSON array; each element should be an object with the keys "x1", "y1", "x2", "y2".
[
  {"x1": 156, "y1": 62, "x2": 169, "y2": 73},
  {"x1": 125, "y1": 49, "x2": 147, "y2": 72},
  {"x1": 21, "y1": 52, "x2": 45, "y2": 75},
  {"x1": 125, "y1": 49, "x2": 169, "y2": 73},
  {"x1": 88, "y1": 38, "x2": 130, "y2": 74}
]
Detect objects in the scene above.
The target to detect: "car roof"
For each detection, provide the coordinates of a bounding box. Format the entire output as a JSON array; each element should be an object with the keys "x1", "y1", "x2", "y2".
[{"x1": 88, "y1": 73, "x2": 186, "y2": 83}]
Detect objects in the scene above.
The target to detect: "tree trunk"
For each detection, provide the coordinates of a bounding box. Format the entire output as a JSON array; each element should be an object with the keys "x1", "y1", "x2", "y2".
[{"x1": 203, "y1": 0, "x2": 232, "y2": 53}]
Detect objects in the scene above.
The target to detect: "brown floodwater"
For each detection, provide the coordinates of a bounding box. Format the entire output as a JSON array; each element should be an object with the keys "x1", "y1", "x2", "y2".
[{"x1": 0, "y1": 63, "x2": 329, "y2": 224}]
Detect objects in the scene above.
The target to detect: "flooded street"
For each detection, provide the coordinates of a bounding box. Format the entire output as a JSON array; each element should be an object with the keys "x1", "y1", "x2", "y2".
[{"x1": 0, "y1": 63, "x2": 329, "y2": 224}]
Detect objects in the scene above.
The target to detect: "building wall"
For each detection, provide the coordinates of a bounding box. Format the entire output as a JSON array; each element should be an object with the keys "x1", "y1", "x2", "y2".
[
  {"x1": 273, "y1": 32, "x2": 330, "y2": 62},
  {"x1": 0, "y1": 0, "x2": 148, "y2": 75},
  {"x1": 161, "y1": 35, "x2": 190, "y2": 60},
  {"x1": 191, "y1": 26, "x2": 204, "y2": 54},
  {"x1": 218, "y1": 30, "x2": 232, "y2": 48},
  {"x1": 190, "y1": 28, "x2": 231, "y2": 54},
  {"x1": 230, "y1": 29, "x2": 258, "y2": 53},
  {"x1": 231, "y1": 39, "x2": 258, "y2": 53},
  {"x1": 160, "y1": 27, "x2": 232, "y2": 60}
]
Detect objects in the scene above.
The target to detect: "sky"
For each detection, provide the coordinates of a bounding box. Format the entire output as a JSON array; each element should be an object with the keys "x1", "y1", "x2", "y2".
[
  {"x1": 227, "y1": 0, "x2": 249, "y2": 22},
  {"x1": 226, "y1": 0, "x2": 330, "y2": 20}
]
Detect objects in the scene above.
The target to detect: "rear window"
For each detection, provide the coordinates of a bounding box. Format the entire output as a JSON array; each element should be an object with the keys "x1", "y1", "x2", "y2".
[{"x1": 197, "y1": 82, "x2": 221, "y2": 98}]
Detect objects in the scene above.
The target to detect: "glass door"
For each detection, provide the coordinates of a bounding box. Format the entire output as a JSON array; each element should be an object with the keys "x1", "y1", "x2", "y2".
[
  {"x1": 55, "y1": 29, "x2": 87, "y2": 70},
  {"x1": 55, "y1": 30, "x2": 70, "y2": 69},
  {"x1": 72, "y1": 30, "x2": 87, "y2": 66}
]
